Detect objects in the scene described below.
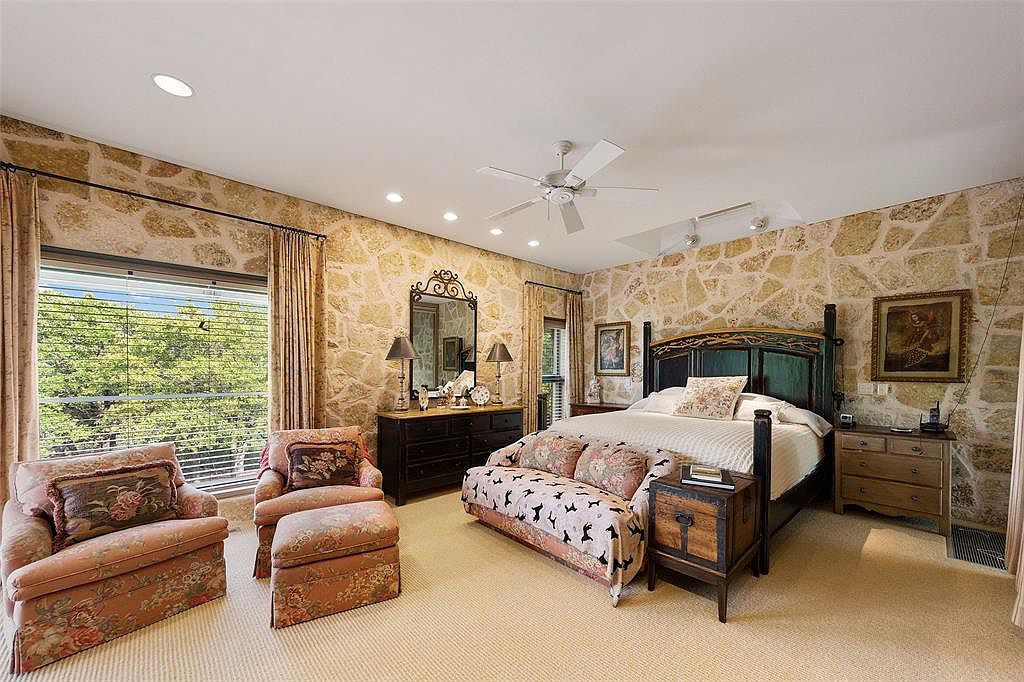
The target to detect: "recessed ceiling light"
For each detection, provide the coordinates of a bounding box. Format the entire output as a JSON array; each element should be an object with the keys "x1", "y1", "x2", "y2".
[
  {"x1": 385, "y1": 192, "x2": 404, "y2": 203},
  {"x1": 489, "y1": 227, "x2": 504, "y2": 236},
  {"x1": 527, "y1": 240, "x2": 540, "y2": 247},
  {"x1": 443, "y1": 211, "x2": 458, "y2": 222},
  {"x1": 152, "y1": 74, "x2": 193, "y2": 97}
]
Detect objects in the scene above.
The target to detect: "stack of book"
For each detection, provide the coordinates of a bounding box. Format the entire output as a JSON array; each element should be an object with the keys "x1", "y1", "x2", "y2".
[{"x1": 680, "y1": 464, "x2": 736, "y2": 490}]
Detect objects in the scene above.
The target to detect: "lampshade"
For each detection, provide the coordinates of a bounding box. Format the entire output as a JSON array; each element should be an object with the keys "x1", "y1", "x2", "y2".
[
  {"x1": 386, "y1": 336, "x2": 420, "y2": 361},
  {"x1": 485, "y1": 342, "x2": 513, "y2": 363}
]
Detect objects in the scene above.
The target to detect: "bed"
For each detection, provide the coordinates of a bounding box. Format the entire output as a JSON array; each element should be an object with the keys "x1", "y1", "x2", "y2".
[{"x1": 554, "y1": 304, "x2": 842, "y2": 573}]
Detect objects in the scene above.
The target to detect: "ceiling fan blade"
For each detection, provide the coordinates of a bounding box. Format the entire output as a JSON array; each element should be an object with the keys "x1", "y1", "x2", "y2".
[
  {"x1": 563, "y1": 139, "x2": 625, "y2": 189},
  {"x1": 476, "y1": 166, "x2": 540, "y2": 185},
  {"x1": 559, "y1": 201, "x2": 585, "y2": 234},
  {"x1": 486, "y1": 196, "x2": 543, "y2": 221},
  {"x1": 578, "y1": 186, "x2": 659, "y2": 203}
]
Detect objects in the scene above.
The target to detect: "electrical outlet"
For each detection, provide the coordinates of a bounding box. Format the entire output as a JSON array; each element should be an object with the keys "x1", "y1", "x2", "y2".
[
  {"x1": 857, "y1": 382, "x2": 874, "y2": 396},
  {"x1": 876, "y1": 383, "x2": 890, "y2": 395}
]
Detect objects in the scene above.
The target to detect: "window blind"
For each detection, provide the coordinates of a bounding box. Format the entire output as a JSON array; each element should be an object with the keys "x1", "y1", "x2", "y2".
[
  {"x1": 541, "y1": 320, "x2": 567, "y2": 423},
  {"x1": 37, "y1": 266, "x2": 269, "y2": 489}
]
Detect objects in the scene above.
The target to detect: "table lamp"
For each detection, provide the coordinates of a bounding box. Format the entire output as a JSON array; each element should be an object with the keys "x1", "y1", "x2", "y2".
[
  {"x1": 485, "y1": 342, "x2": 513, "y2": 405},
  {"x1": 386, "y1": 336, "x2": 419, "y2": 411}
]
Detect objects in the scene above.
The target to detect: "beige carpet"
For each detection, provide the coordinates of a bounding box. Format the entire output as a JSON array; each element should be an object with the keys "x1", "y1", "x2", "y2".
[{"x1": 4, "y1": 491, "x2": 1022, "y2": 681}]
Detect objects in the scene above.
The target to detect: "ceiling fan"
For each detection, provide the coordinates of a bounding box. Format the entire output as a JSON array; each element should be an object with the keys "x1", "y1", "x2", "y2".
[{"x1": 477, "y1": 139, "x2": 658, "y2": 235}]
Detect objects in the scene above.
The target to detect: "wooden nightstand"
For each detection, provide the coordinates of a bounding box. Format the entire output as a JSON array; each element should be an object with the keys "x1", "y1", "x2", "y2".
[
  {"x1": 833, "y1": 425, "x2": 954, "y2": 535},
  {"x1": 647, "y1": 473, "x2": 762, "y2": 623},
  {"x1": 569, "y1": 402, "x2": 631, "y2": 417}
]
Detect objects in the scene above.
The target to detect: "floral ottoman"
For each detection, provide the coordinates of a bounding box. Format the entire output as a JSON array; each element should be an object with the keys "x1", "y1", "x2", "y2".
[{"x1": 270, "y1": 500, "x2": 400, "y2": 628}]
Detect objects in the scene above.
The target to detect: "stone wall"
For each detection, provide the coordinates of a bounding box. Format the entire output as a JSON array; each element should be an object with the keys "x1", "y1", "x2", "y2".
[
  {"x1": 1, "y1": 116, "x2": 581, "y2": 457},
  {"x1": 582, "y1": 179, "x2": 1023, "y2": 529}
]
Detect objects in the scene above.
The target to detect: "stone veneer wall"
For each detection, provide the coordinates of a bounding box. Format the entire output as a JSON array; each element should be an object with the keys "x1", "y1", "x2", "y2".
[
  {"x1": 582, "y1": 179, "x2": 1023, "y2": 529},
  {"x1": 0, "y1": 116, "x2": 580, "y2": 456}
]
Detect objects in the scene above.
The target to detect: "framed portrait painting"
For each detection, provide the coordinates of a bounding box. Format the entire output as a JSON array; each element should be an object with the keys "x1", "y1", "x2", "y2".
[
  {"x1": 595, "y1": 322, "x2": 630, "y2": 376},
  {"x1": 442, "y1": 336, "x2": 462, "y2": 372},
  {"x1": 871, "y1": 289, "x2": 970, "y2": 382}
]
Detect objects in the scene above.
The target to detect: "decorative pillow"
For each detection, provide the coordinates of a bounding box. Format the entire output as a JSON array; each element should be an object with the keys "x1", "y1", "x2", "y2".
[
  {"x1": 266, "y1": 427, "x2": 370, "y2": 476},
  {"x1": 572, "y1": 441, "x2": 648, "y2": 499},
  {"x1": 286, "y1": 440, "x2": 363, "y2": 490},
  {"x1": 46, "y1": 461, "x2": 180, "y2": 550},
  {"x1": 518, "y1": 433, "x2": 585, "y2": 477},
  {"x1": 673, "y1": 376, "x2": 749, "y2": 420}
]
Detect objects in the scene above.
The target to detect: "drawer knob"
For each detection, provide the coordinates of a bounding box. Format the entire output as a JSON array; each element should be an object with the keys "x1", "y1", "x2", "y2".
[
  {"x1": 911, "y1": 468, "x2": 919, "y2": 474},
  {"x1": 859, "y1": 487, "x2": 866, "y2": 494},
  {"x1": 858, "y1": 440, "x2": 868, "y2": 447},
  {"x1": 911, "y1": 446, "x2": 922, "y2": 453},
  {"x1": 858, "y1": 461, "x2": 867, "y2": 467},
  {"x1": 674, "y1": 512, "x2": 694, "y2": 527},
  {"x1": 911, "y1": 495, "x2": 920, "y2": 502}
]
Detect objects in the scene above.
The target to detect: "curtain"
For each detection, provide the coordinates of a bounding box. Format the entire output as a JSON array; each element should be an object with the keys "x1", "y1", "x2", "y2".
[
  {"x1": 0, "y1": 170, "x2": 40, "y2": 505},
  {"x1": 566, "y1": 291, "x2": 586, "y2": 404},
  {"x1": 268, "y1": 230, "x2": 326, "y2": 432},
  {"x1": 521, "y1": 283, "x2": 544, "y2": 433},
  {"x1": 1006, "y1": 328, "x2": 1024, "y2": 627}
]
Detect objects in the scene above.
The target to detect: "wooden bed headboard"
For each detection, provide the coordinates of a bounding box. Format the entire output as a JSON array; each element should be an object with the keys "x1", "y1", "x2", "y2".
[{"x1": 642, "y1": 304, "x2": 841, "y2": 422}]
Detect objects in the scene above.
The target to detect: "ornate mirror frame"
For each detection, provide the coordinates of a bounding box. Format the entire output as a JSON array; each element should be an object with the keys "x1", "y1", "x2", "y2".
[{"x1": 409, "y1": 270, "x2": 479, "y2": 398}]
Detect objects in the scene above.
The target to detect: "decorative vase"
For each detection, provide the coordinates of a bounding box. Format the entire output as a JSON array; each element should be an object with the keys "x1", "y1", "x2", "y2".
[{"x1": 418, "y1": 385, "x2": 430, "y2": 411}]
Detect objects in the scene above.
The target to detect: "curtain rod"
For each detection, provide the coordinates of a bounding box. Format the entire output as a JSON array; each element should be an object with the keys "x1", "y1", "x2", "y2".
[
  {"x1": 1, "y1": 161, "x2": 327, "y2": 241},
  {"x1": 525, "y1": 280, "x2": 582, "y2": 295}
]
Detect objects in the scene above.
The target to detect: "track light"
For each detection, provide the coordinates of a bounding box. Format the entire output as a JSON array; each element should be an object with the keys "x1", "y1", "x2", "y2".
[{"x1": 749, "y1": 216, "x2": 768, "y2": 231}]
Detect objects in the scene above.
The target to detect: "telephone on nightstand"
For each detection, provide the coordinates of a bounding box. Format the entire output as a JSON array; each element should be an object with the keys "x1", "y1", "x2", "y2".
[
  {"x1": 838, "y1": 413, "x2": 856, "y2": 428},
  {"x1": 920, "y1": 401, "x2": 949, "y2": 434}
]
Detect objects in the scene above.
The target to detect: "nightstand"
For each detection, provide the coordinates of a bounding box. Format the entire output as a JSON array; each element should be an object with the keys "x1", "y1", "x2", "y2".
[
  {"x1": 647, "y1": 473, "x2": 762, "y2": 623},
  {"x1": 569, "y1": 402, "x2": 632, "y2": 417},
  {"x1": 833, "y1": 425, "x2": 954, "y2": 535}
]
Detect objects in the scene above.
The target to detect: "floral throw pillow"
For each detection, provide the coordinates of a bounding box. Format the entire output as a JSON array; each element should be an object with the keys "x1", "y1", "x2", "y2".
[
  {"x1": 46, "y1": 461, "x2": 180, "y2": 550},
  {"x1": 673, "y1": 375, "x2": 749, "y2": 420},
  {"x1": 286, "y1": 441, "x2": 362, "y2": 490},
  {"x1": 572, "y1": 441, "x2": 648, "y2": 499},
  {"x1": 519, "y1": 433, "x2": 585, "y2": 477}
]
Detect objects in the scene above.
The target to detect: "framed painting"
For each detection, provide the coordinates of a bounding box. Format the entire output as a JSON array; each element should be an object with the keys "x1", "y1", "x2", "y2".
[
  {"x1": 442, "y1": 336, "x2": 462, "y2": 371},
  {"x1": 871, "y1": 289, "x2": 970, "y2": 382},
  {"x1": 595, "y1": 322, "x2": 630, "y2": 376}
]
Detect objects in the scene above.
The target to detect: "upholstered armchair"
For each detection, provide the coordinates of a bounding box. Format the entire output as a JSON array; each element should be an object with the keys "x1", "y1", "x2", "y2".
[
  {"x1": 252, "y1": 427, "x2": 384, "y2": 578},
  {"x1": 0, "y1": 443, "x2": 228, "y2": 673}
]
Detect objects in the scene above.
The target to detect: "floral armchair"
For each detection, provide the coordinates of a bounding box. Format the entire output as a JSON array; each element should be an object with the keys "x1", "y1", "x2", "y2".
[
  {"x1": 0, "y1": 443, "x2": 228, "y2": 673},
  {"x1": 252, "y1": 427, "x2": 384, "y2": 578}
]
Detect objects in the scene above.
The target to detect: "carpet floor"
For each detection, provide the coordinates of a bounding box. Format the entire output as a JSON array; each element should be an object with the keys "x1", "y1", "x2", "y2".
[{"x1": 3, "y1": 490, "x2": 1022, "y2": 681}]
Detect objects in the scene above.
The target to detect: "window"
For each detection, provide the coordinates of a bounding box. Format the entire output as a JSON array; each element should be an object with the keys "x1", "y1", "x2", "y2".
[
  {"x1": 540, "y1": 318, "x2": 567, "y2": 424},
  {"x1": 37, "y1": 264, "x2": 269, "y2": 490}
]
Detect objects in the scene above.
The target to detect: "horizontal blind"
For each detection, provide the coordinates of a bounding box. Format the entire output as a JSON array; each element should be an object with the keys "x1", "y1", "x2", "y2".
[
  {"x1": 542, "y1": 323, "x2": 567, "y2": 423},
  {"x1": 37, "y1": 267, "x2": 269, "y2": 489}
]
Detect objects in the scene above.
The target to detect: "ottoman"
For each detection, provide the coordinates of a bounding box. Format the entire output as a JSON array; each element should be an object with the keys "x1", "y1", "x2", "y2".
[{"x1": 270, "y1": 500, "x2": 400, "y2": 628}]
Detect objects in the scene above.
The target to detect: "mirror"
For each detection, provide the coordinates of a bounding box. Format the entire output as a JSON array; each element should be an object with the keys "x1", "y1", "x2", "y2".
[{"x1": 409, "y1": 270, "x2": 477, "y2": 398}]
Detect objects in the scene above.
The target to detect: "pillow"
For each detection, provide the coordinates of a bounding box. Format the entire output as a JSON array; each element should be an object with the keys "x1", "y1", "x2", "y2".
[
  {"x1": 519, "y1": 433, "x2": 585, "y2": 477},
  {"x1": 47, "y1": 461, "x2": 180, "y2": 550},
  {"x1": 267, "y1": 427, "x2": 370, "y2": 475},
  {"x1": 673, "y1": 376, "x2": 748, "y2": 420},
  {"x1": 630, "y1": 387, "x2": 686, "y2": 413},
  {"x1": 734, "y1": 393, "x2": 788, "y2": 423},
  {"x1": 779, "y1": 406, "x2": 833, "y2": 437},
  {"x1": 572, "y1": 441, "x2": 648, "y2": 499},
  {"x1": 286, "y1": 440, "x2": 364, "y2": 490}
]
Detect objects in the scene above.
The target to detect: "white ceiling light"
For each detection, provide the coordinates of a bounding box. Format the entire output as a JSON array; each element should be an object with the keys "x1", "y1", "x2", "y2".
[
  {"x1": 489, "y1": 227, "x2": 503, "y2": 235},
  {"x1": 152, "y1": 73, "x2": 193, "y2": 97},
  {"x1": 527, "y1": 240, "x2": 540, "y2": 247},
  {"x1": 749, "y1": 216, "x2": 768, "y2": 231},
  {"x1": 385, "y1": 192, "x2": 403, "y2": 203},
  {"x1": 442, "y1": 211, "x2": 458, "y2": 222}
]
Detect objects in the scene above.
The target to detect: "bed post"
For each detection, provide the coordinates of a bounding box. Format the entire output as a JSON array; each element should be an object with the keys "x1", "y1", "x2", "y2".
[
  {"x1": 642, "y1": 321, "x2": 652, "y2": 397},
  {"x1": 752, "y1": 409, "x2": 772, "y2": 575},
  {"x1": 821, "y1": 303, "x2": 838, "y2": 421}
]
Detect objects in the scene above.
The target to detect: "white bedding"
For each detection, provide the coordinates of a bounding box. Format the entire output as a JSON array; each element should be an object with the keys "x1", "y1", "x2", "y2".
[{"x1": 548, "y1": 411, "x2": 824, "y2": 500}]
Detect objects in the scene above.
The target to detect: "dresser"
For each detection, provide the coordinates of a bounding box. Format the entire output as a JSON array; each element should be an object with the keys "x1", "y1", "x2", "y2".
[
  {"x1": 377, "y1": 405, "x2": 523, "y2": 505},
  {"x1": 569, "y1": 402, "x2": 632, "y2": 417},
  {"x1": 833, "y1": 425, "x2": 954, "y2": 535}
]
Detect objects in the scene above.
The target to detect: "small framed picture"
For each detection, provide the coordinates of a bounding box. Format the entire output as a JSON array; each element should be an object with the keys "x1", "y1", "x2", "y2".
[
  {"x1": 595, "y1": 322, "x2": 630, "y2": 376},
  {"x1": 871, "y1": 289, "x2": 970, "y2": 382},
  {"x1": 442, "y1": 336, "x2": 462, "y2": 371}
]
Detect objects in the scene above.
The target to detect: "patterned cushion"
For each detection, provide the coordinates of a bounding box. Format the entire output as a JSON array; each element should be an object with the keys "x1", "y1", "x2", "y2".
[
  {"x1": 519, "y1": 433, "x2": 585, "y2": 477},
  {"x1": 572, "y1": 441, "x2": 648, "y2": 499},
  {"x1": 673, "y1": 375, "x2": 749, "y2": 420},
  {"x1": 253, "y1": 485, "x2": 384, "y2": 526},
  {"x1": 286, "y1": 440, "x2": 362, "y2": 490},
  {"x1": 271, "y1": 501, "x2": 399, "y2": 569},
  {"x1": 47, "y1": 461, "x2": 181, "y2": 550},
  {"x1": 267, "y1": 427, "x2": 371, "y2": 476}
]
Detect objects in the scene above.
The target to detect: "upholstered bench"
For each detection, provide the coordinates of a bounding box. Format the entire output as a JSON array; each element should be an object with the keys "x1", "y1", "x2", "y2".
[{"x1": 270, "y1": 500, "x2": 400, "y2": 628}]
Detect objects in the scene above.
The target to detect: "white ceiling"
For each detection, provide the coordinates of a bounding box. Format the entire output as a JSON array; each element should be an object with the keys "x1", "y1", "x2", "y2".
[{"x1": 2, "y1": 1, "x2": 1023, "y2": 274}]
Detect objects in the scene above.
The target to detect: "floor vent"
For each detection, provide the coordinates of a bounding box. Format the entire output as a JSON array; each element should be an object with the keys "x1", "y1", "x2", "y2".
[{"x1": 948, "y1": 525, "x2": 1006, "y2": 570}]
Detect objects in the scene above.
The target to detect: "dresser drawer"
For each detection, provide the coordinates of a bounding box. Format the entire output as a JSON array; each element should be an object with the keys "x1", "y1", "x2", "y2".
[
  {"x1": 451, "y1": 414, "x2": 492, "y2": 433},
  {"x1": 471, "y1": 429, "x2": 521, "y2": 455},
  {"x1": 888, "y1": 438, "x2": 942, "y2": 458},
  {"x1": 406, "y1": 455, "x2": 469, "y2": 482},
  {"x1": 491, "y1": 411, "x2": 523, "y2": 432},
  {"x1": 652, "y1": 489, "x2": 723, "y2": 568},
  {"x1": 405, "y1": 419, "x2": 450, "y2": 441},
  {"x1": 838, "y1": 433, "x2": 887, "y2": 453},
  {"x1": 841, "y1": 475, "x2": 941, "y2": 515},
  {"x1": 839, "y1": 451, "x2": 942, "y2": 487},
  {"x1": 405, "y1": 436, "x2": 469, "y2": 463}
]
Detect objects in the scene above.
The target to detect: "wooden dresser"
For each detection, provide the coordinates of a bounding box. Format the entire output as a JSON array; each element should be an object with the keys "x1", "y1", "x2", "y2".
[
  {"x1": 569, "y1": 402, "x2": 632, "y2": 417},
  {"x1": 377, "y1": 405, "x2": 523, "y2": 505},
  {"x1": 833, "y1": 425, "x2": 954, "y2": 535}
]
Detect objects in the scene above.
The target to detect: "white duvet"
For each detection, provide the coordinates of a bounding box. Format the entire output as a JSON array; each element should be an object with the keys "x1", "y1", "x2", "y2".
[{"x1": 548, "y1": 411, "x2": 824, "y2": 499}]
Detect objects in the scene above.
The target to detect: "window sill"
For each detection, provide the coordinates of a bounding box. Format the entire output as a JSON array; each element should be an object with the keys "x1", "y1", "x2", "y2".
[{"x1": 207, "y1": 482, "x2": 257, "y2": 500}]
